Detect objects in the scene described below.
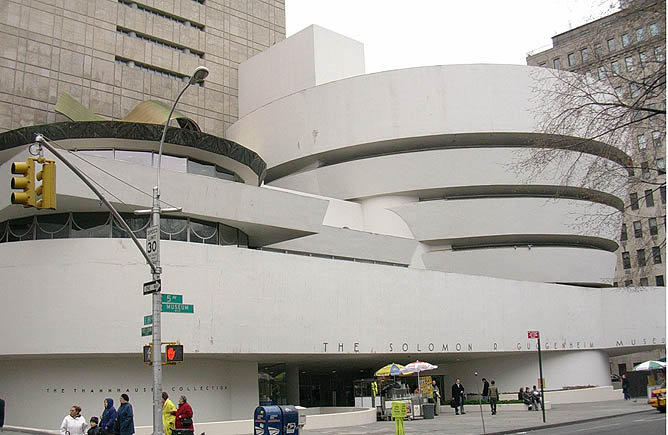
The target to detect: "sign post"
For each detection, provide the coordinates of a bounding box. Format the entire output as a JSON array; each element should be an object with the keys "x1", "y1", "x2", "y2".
[{"x1": 528, "y1": 330, "x2": 546, "y2": 423}]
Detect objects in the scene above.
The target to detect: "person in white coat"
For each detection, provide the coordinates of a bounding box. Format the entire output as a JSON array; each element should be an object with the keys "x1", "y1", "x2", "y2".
[{"x1": 61, "y1": 405, "x2": 88, "y2": 435}]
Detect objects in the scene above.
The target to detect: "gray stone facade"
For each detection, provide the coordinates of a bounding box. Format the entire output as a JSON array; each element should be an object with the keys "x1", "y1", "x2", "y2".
[
  {"x1": 0, "y1": 0, "x2": 285, "y2": 136},
  {"x1": 526, "y1": 1, "x2": 666, "y2": 289}
]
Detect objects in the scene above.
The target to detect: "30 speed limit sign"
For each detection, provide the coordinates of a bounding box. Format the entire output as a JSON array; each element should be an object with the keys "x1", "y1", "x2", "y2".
[{"x1": 146, "y1": 225, "x2": 159, "y2": 264}]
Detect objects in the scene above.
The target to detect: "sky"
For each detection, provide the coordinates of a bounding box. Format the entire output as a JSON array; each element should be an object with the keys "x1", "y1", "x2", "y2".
[{"x1": 285, "y1": 0, "x2": 618, "y2": 73}]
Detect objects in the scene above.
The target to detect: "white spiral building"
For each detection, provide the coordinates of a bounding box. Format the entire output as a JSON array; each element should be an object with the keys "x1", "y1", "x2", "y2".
[{"x1": 0, "y1": 25, "x2": 664, "y2": 430}]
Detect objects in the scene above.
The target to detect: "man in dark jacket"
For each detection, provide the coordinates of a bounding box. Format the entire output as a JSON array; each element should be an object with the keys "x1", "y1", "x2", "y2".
[
  {"x1": 100, "y1": 398, "x2": 117, "y2": 434},
  {"x1": 482, "y1": 378, "x2": 490, "y2": 402},
  {"x1": 451, "y1": 379, "x2": 465, "y2": 415},
  {"x1": 622, "y1": 374, "x2": 630, "y2": 400},
  {"x1": 115, "y1": 394, "x2": 134, "y2": 435}
]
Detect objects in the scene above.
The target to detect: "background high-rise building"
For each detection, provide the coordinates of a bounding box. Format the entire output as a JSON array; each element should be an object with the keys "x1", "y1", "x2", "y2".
[
  {"x1": 527, "y1": 0, "x2": 666, "y2": 373},
  {"x1": 526, "y1": 0, "x2": 666, "y2": 291},
  {"x1": 0, "y1": 0, "x2": 286, "y2": 136}
]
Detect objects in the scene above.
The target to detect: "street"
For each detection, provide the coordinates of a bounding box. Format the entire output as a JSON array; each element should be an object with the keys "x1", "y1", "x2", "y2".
[{"x1": 521, "y1": 412, "x2": 665, "y2": 435}]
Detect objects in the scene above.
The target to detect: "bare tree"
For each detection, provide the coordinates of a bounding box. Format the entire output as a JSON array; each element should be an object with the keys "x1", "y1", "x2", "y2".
[{"x1": 521, "y1": 0, "x2": 666, "y2": 285}]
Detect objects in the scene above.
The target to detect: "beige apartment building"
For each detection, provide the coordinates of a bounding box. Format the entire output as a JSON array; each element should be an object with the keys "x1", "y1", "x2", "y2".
[
  {"x1": 527, "y1": 0, "x2": 666, "y2": 291},
  {"x1": 0, "y1": 0, "x2": 285, "y2": 136}
]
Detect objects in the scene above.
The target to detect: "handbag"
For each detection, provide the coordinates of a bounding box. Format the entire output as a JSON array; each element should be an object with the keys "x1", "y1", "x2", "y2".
[
  {"x1": 450, "y1": 398, "x2": 457, "y2": 408},
  {"x1": 180, "y1": 417, "x2": 193, "y2": 426}
]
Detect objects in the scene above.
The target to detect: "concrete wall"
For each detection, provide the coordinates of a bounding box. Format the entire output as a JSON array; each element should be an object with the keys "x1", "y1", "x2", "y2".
[
  {"x1": 0, "y1": 358, "x2": 257, "y2": 429},
  {"x1": 239, "y1": 25, "x2": 364, "y2": 117}
]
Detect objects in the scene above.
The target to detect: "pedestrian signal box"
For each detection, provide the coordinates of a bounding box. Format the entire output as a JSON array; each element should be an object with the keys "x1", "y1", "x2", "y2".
[
  {"x1": 143, "y1": 344, "x2": 152, "y2": 365},
  {"x1": 164, "y1": 344, "x2": 183, "y2": 363}
]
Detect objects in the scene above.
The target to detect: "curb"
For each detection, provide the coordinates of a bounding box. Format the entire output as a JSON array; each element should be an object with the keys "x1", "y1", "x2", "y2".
[{"x1": 486, "y1": 409, "x2": 654, "y2": 434}]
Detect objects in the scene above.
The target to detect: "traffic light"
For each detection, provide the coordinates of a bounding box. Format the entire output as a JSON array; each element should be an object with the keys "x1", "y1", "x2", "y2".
[
  {"x1": 164, "y1": 344, "x2": 183, "y2": 363},
  {"x1": 10, "y1": 158, "x2": 36, "y2": 207},
  {"x1": 35, "y1": 159, "x2": 56, "y2": 209},
  {"x1": 143, "y1": 344, "x2": 152, "y2": 365}
]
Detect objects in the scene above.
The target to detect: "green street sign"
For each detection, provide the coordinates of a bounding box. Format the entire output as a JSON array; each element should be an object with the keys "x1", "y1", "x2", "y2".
[
  {"x1": 141, "y1": 326, "x2": 153, "y2": 337},
  {"x1": 162, "y1": 294, "x2": 183, "y2": 303},
  {"x1": 144, "y1": 315, "x2": 152, "y2": 325},
  {"x1": 162, "y1": 303, "x2": 194, "y2": 314}
]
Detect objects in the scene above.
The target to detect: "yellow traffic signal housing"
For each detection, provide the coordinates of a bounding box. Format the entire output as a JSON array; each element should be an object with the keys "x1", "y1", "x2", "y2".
[
  {"x1": 10, "y1": 158, "x2": 36, "y2": 207},
  {"x1": 35, "y1": 160, "x2": 56, "y2": 209}
]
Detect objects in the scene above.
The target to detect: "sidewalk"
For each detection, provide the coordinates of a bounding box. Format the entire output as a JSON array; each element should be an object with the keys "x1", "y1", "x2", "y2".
[{"x1": 301, "y1": 400, "x2": 655, "y2": 435}]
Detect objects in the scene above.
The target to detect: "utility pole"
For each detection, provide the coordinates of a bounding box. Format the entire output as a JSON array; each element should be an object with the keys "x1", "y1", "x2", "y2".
[
  {"x1": 35, "y1": 65, "x2": 209, "y2": 435},
  {"x1": 139, "y1": 66, "x2": 209, "y2": 435}
]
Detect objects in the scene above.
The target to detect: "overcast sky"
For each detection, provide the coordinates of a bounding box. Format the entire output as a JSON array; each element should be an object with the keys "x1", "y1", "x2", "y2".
[{"x1": 285, "y1": 0, "x2": 617, "y2": 73}]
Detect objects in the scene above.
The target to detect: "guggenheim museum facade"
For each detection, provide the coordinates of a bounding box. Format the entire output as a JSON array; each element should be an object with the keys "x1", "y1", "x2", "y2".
[{"x1": 0, "y1": 23, "x2": 664, "y2": 427}]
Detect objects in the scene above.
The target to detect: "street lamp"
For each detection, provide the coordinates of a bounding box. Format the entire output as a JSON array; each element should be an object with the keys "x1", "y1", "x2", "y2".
[{"x1": 150, "y1": 66, "x2": 209, "y2": 435}]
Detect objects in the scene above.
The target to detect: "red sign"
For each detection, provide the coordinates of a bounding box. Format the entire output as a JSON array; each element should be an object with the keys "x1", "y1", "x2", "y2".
[{"x1": 528, "y1": 331, "x2": 540, "y2": 339}]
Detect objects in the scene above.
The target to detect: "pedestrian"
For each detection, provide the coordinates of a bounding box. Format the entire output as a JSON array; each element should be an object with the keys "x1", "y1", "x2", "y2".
[
  {"x1": 172, "y1": 395, "x2": 193, "y2": 431},
  {"x1": 162, "y1": 392, "x2": 176, "y2": 435},
  {"x1": 482, "y1": 378, "x2": 490, "y2": 402},
  {"x1": 522, "y1": 386, "x2": 534, "y2": 410},
  {"x1": 115, "y1": 394, "x2": 134, "y2": 435},
  {"x1": 517, "y1": 387, "x2": 524, "y2": 401},
  {"x1": 100, "y1": 398, "x2": 117, "y2": 435},
  {"x1": 531, "y1": 385, "x2": 542, "y2": 411},
  {"x1": 451, "y1": 379, "x2": 466, "y2": 415},
  {"x1": 622, "y1": 374, "x2": 630, "y2": 400},
  {"x1": 61, "y1": 406, "x2": 88, "y2": 435},
  {"x1": 488, "y1": 380, "x2": 499, "y2": 415},
  {"x1": 431, "y1": 380, "x2": 440, "y2": 416},
  {"x1": 87, "y1": 417, "x2": 101, "y2": 435}
]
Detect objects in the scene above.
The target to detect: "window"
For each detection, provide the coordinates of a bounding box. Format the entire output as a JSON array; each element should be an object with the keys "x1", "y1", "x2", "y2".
[
  {"x1": 625, "y1": 56, "x2": 634, "y2": 72},
  {"x1": 598, "y1": 66, "x2": 607, "y2": 80},
  {"x1": 594, "y1": 43, "x2": 603, "y2": 57},
  {"x1": 649, "y1": 217, "x2": 658, "y2": 235},
  {"x1": 639, "y1": 277, "x2": 649, "y2": 286},
  {"x1": 630, "y1": 192, "x2": 639, "y2": 210},
  {"x1": 657, "y1": 158, "x2": 665, "y2": 175},
  {"x1": 622, "y1": 251, "x2": 632, "y2": 269},
  {"x1": 637, "y1": 134, "x2": 647, "y2": 150},
  {"x1": 624, "y1": 279, "x2": 633, "y2": 287},
  {"x1": 656, "y1": 47, "x2": 665, "y2": 61},
  {"x1": 568, "y1": 52, "x2": 576, "y2": 67},
  {"x1": 614, "y1": 86, "x2": 623, "y2": 96},
  {"x1": 640, "y1": 51, "x2": 648, "y2": 64},
  {"x1": 538, "y1": 62, "x2": 546, "y2": 67},
  {"x1": 581, "y1": 48, "x2": 590, "y2": 62},
  {"x1": 657, "y1": 275, "x2": 665, "y2": 286},
  {"x1": 621, "y1": 223, "x2": 628, "y2": 241},
  {"x1": 630, "y1": 82, "x2": 640, "y2": 97},
  {"x1": 637, "y1": 249, "x2": 647, "y2": 266},
  {"x1": 610, "y1": 60, "x2": 620, "y2": 74},
  {"x1": 650, "y1": 23, "x2": 659, "y2": 37},
  {"x1": 645, "y1": 189, "x2": 655, "y2": 207},
  {"x1": 585, "y1": 71, "x2": 594, "y2": 81},
  {"x1": 636, "y1": 28, "x2": 645, "y2": 42},
  {"x1": 652, "y1": 131, "x2": 662, "y2": 147},
  {"x1": 652, "y1": 246, "x2": 662, "y2": 264},
  {"x1": 553, "y1": 58, "x2": 562, "y2": 69},
  {"x1": 621, "y1": 33, "x2": 630, "y2": 47},
  {"x1": 641, "y1": 161, "x2": 650, "y2": 178},
  {"x1": 607, "y1": 38, "x2": 616, "y2": 51},
  {"x1": 633, "y1": 220, "x2": 643, "y2": 238},
  {"x1": 661, "y1": 186, "x2": 666, "y2": 204}
]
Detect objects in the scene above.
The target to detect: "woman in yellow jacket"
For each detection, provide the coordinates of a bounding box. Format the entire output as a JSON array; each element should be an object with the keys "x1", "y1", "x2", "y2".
[{"x1": 161, "y1": 392, "x2": 177, "y2": 435}]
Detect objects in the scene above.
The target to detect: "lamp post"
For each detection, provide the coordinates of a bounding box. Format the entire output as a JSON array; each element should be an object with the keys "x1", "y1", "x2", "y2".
[
  {"x1": 149, "y1": 66, "x2": 209, "y2": 435},
  {"x1": 474, "y1": 372, "x2": 486, "y2": 435}
]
